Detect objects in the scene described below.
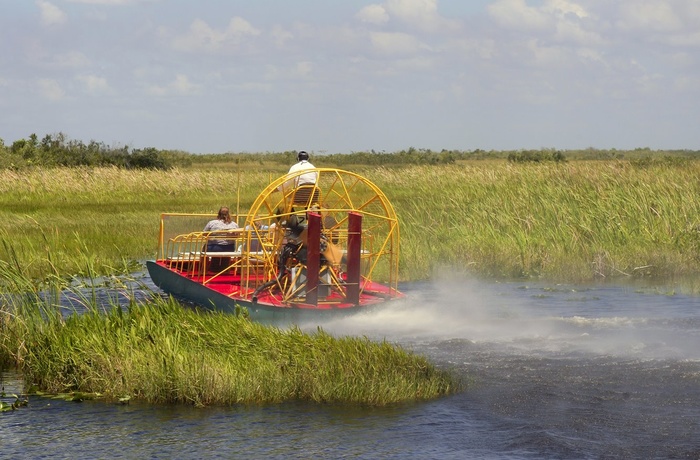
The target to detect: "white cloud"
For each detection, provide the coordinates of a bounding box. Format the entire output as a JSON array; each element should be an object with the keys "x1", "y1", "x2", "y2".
[
  {"x1": 227, "y1": 16, "x2": 260, "y2": 37},
  {"x1": 576, "y1": 47, "x2": 605, "y2": 64},
  {"x1": 370, "y1": 31, "x2": 426, "y2": 55},
  {"x1": 271, "y1": 25, "x2": 293, "y2": 47},
  {"x1": 488, "y1": 0, "x2": 593, "y2": 33},
  {"x1": 77, "y1": 74, "x2": 110, "y2": 94},
  {"x1": 617, "y1": 1, "x2": 683, "y2": 33},
  {"x1": 148, "y1": 74, "x2": 200, "y2": 96},
  {"x1": 507, "y1": 38, "x2": 563, "y2": 70},
  {"x1": 543, "y1": 0, "x2": 589, "y2": 19},
  {"x1": 386, "y1": 0, "x2": 448, "y2": 30},
  {"x1": 488, "y1": 0, "x2": 602, "y2": 47},
  {"x1": 172, "y1": 17, "x2": 261, "y2": 53},
  {"x1": 66, "y1": 0, "x2": 154, "y2": 4},
  {"x1": 37, "y1": 1, "x2": 67, "y2": 26},
  {"x1": 488, "y1": 0, "x2": 550, "y2": 31},
  {"x1": 357, "y1": 4, "x2": 389, "y2": 25},
  {"x1": 38, "y1": 79, "x2": 66, "y2": 101},
  {"x1": 385, "y1": 0, "x2": 436, "y2": 20},
  {"x1": 613, "y1": 0, "x2": 700, "y2": 47},
  {"x1": 293, "y1": 61, "x2": 313, "y2": 78},
  {"x1": 554, "y1": 17, "x2": 604, "y2": 46},
  {"x1": 357, "y1": 0, "x2": 459, "y2": 33},
  {"x1": 448, "y1": 38, "x2": 497, "y2": 60},
  {"x1": 171, "y1": 74, "x2": 198, "y2": 93}
]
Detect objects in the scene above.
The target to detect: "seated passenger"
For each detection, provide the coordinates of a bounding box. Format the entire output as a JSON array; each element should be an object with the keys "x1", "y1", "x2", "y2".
[{"x1": 203, "y1": 206, "x2": 239, "y2": 252}]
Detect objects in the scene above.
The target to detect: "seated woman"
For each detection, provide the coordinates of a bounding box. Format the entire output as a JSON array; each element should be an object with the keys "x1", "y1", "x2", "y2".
[{"x1": 203, "y1": 206, "x2": 239, "y2": 252}]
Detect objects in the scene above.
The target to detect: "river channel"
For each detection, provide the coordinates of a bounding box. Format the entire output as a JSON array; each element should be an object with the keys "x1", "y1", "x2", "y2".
[{"x1": 2, "y1": 275, "x2": 699, "y2": 459}]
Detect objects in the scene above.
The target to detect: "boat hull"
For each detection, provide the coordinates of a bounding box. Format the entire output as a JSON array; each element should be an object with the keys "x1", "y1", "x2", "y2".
[{"x1": 146, "y1": 260, "x2": 388, "y2": 324}]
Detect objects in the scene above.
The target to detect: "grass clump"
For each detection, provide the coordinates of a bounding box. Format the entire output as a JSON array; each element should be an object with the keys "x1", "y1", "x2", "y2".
[{"x1": 1, "y1": 270, "x2": 458, "y2": 407}]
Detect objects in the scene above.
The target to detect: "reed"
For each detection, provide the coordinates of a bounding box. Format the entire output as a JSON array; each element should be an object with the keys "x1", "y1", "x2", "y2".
[
  {"x1": 2, "y1": 161, "x2": 699, "y2": 283},
  {"x1": 373, "y1": 160, "x2": 700, "y2": 283},
  {"x1": 0, "y1": 166, "x2": 271, "y2": 279},
  {"x1": 0, "y1": 269, "x2": 458, "y2": 406}
]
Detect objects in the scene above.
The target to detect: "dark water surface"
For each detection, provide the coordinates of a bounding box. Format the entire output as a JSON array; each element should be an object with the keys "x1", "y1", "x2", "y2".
[{"x1": 2, "y1": 276, "x2": 700, "y2": 459}]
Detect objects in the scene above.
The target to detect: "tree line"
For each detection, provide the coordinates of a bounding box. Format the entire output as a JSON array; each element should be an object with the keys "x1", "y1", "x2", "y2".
[
  {"x1": 0, "y1": 133, "x2": 192, "y2": 170},
  {"x1": 2, "y1": 132, "x2": 699, "y2": 170}
]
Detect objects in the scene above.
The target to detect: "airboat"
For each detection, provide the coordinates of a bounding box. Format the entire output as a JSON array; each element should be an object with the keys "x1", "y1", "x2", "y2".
[{"x1": 146, "y1": 168, "x2": 405, "y2": 322}]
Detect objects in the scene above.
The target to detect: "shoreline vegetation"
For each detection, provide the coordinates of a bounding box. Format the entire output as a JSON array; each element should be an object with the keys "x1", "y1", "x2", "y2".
[
  {"x1": 0, "y1": 273, "x2": 458, "y2": 407},
  {"x1": 2, "y1": 133, "x2": 699, "y2": 407}
]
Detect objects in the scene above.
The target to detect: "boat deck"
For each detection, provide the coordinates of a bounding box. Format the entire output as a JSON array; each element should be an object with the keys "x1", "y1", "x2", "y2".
[{"x1": 152, "y1": 259, "x2": 399, "y2": 310}]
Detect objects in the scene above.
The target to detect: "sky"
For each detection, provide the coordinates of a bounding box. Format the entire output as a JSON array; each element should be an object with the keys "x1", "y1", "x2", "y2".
[{"x1": 1, "y1": 0, "x2": 699, "y2": 154}]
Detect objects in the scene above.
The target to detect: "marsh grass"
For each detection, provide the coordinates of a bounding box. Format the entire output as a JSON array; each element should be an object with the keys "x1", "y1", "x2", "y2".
[
  {"x1": 2, "y1": 161, "x2": 700, "y2": 283},
  {"x1": 373, "y1": 161, "x2": 700, "y2": 282},
  {"x1": 0, "y1": 266, "x2": 458, "y2": 406},
  {"x1": 0, "y1": 166, "x2": 272, "y2": 279}
]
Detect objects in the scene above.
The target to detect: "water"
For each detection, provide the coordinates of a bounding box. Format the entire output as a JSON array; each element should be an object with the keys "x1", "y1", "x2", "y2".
[{"x1": 2, "y1": 276, "x2": 700, "y2": 459}]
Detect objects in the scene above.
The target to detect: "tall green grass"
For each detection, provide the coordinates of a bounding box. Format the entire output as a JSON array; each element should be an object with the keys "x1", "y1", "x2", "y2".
[
  {"x1": 0, "y1": 267, "x2": 458, "y2": 406},
  {"x1": 2, "y1": 161, "x2": 699, "y2": 283},
  {"x1": 374, "y1": 160, "x2": 700, "y2": 282},
  {"x1": 0, "y1": 166, "x2": 274, "y2": 279}
]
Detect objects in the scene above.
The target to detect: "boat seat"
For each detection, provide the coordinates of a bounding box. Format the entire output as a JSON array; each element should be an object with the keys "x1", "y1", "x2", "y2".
[{"x1": 292, "y1": 184, "x2": 320, "y2": 207}]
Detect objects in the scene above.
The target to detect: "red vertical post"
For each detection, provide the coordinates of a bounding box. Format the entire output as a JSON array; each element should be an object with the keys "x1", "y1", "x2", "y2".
[
  {"x1": 305, "y1": 212, "x2": 321, "y2": 306},
  {"x1": 346, "y1": 212, "x2": 362, "y2": 305}
]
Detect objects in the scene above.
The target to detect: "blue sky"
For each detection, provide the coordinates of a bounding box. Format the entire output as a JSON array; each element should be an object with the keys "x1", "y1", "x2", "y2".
[{"x1": 1, "y1": 0, "x2": 699, "y2": 154}]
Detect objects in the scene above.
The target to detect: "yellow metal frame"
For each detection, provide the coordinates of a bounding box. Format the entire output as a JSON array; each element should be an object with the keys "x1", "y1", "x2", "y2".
[{"x1": 244, "y1": 168, "x2": 401, "y2": 298}]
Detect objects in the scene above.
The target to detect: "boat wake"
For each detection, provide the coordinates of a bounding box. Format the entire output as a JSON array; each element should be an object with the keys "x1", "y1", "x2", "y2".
[{"x1": 310, "y1": 275, "x2": 700, "y2": 361}]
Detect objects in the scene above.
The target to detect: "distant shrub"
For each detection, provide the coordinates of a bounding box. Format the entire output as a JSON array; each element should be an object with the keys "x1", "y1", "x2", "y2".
[
  {"x1": 3, "y1": 132, "x2": 179, "y2": 170},
  {"x1": 322, "y1": 147, "x2": 458, "y2": 166},
  {"x1": 507, "y1": 149, "x2": 567, "y2": 163},
  {"x1": 630, "y1": 156, "x2": 693, "y2": 168}
]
